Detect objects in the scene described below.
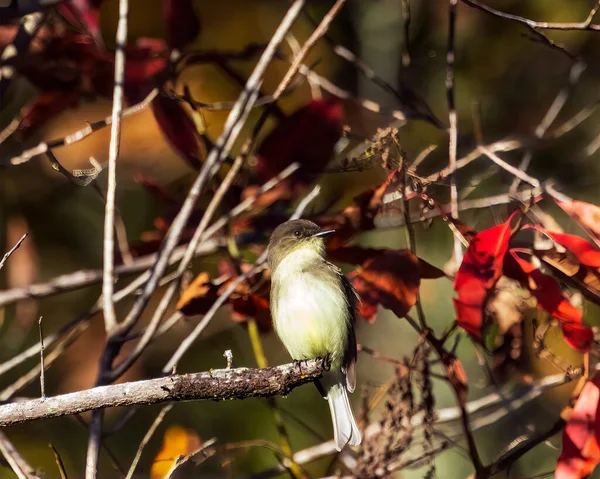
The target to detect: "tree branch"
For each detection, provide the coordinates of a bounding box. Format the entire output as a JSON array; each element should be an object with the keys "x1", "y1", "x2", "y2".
[{"x1": 0, "y1": 360, "x2": 328, "y2": 428}]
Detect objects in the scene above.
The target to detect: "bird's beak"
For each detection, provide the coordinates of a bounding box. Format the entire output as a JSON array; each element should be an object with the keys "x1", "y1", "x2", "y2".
[{"x1": 312, "y1": 229, "x2": 335, "y2": 238}]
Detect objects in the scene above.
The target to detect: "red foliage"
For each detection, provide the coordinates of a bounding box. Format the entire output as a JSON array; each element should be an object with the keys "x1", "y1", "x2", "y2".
[
  {"x1": 544, "y1": 231, "x2": 600, "y2": 268},
  {"x1": 151, "y1": 95, "x2": 206, "y2": 169},
  {"x1": 453, "y1": 212, "x2": 518, "y2": 339},
  {"x1": 256, "y1": 99, "x2": 343, "y2": 185},
  {"x1": 555, "y1": 198, "x2": 600, "y2": 244},
  {"x1": 504, "y1": 251, "x2": 592, "y2": 352},
  {"x1": 16, "y1": 92, "x2": 81, "y2": 140},
  {"x1": 58, "y1": 0, "x2": 104, "y2": 47},
  {"x1": 347, "y1": 249, "x2": 444, "y2": 322},
  {"x1": 556, "y1": 373, "x2": 600, "y2": 479}
]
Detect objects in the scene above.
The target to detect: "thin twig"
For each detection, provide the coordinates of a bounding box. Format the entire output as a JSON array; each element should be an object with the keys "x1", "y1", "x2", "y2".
[
  {"x1": 101, "y1": 0, "x2": 129, "y2": 338},
  {"x1": 273, "y1": 0, "x2": 346, "y2": 99},
  {"x1": 38, "y1": 317, "x2": 45, "y2": 399},
  {"x1": 7, "y1": 89, "x2": 158, "y2": 167},
  {"x1": 447, "y1": 0, "x2": 461, "y2": 265},
  {"x1": 478, "y1": 146, "x2": 541, "y2": 188},
  {"x1": 0, "y1": 431, "x2": 41, "y2": 479},
  {"x1": 125, "y1": 404, "x2": 173, "y2": 479},
  {"x1": 0, "y1": 232, "x2": 27, "y2": 271},
  {"x1": 460, "y1": 0, "x2": 600, "y2": 31},
  {"x1": 164, "y1": 438, "x2": 218, "y2": 479},
  {"x1": 49, "y1": 444, "x2": 69, "y2": 479},
  {"x1": 510, "y1": 60, "x2": 586, "y2": 192},
  {"x1": 401, "y1": 0, "x2": 411, "y2": 66}
]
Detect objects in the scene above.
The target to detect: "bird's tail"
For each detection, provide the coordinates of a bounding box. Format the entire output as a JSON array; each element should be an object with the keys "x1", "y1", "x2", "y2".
[{"x1": 323, "y1": 371, "x2": 361, "y2": 451}]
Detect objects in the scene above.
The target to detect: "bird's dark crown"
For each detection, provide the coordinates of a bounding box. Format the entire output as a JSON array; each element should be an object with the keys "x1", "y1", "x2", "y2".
[{"x1": 267, "y1": 219, "x2": 330, "y2": 271}]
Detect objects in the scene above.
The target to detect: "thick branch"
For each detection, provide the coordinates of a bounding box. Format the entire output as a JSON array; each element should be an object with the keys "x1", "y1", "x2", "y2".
[{"x1": 0, "y1": 360, "x2": 327, "y2": 427}]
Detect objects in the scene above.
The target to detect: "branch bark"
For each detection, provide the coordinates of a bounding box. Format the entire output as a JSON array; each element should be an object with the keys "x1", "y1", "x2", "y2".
[{"x1": 0, "y1": 359, "x2": 327, "y2": 428}]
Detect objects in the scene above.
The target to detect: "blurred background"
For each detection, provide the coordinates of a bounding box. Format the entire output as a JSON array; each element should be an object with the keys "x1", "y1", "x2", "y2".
[{"x1": 2, "y1": 0, "x2": 600, "y2": 477}]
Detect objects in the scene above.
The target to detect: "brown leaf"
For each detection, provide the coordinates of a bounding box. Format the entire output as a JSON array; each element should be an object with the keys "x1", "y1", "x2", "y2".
[
  {"x1": 348, "y1": 249, "x2": 440, "y2": 322},
  {"x1": 151, "y1": 425, "x2": 202, "y2": 479},
  {"x1": 176, "y1": 272, "x2": 219, "y2": 315}
]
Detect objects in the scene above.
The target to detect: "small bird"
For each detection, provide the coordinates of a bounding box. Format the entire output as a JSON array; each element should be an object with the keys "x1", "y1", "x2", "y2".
[{"x1": 268, "y1": 219, "x2": 361, "y2": 451}]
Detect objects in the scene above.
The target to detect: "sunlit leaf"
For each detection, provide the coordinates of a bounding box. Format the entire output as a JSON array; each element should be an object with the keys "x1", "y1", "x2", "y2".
[
  {"x1": 348, "y1": 249, "x2": 442, "y2": 322},
  {"x1": 151, "y1": 425, "x2": 202, "y2": 479},
  {"x1": 556, "y1": 373, "x2": 600, "y2": 479}
]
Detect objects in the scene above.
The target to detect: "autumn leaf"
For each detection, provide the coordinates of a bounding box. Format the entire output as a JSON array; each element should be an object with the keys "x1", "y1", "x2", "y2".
[
  {"x1": 152, "y1": 94, "x2": 206, "y2": 169},
  {"x1": 163, "y1": 0, "x2": 200, "y2": 50},
  {"x1": 555, "y1": 197, "x2": 600, "y2": 246},
  {"x1": 543, "y1": 231, "x2": 600, "y2": 269},
  {"x1": 256, "y1": 99, "x2": 343, "y2": 185},
  {"x1": 556, "y1": 373, "x2": 600, "y2": 479},
  {"x1": 176, "y1": 265, "x2": 272, "y2": 329},
  {"x1": 58, "y1": 0, "x2": 104, "y2": 47},
  {"x1": 318, "y1": 169, "x2": 403, "y2": 249},
  {"x1": 176, "y1": 272, "x2": 219, "y2": 315},
  {"x1": 504, "y1": 250, "x2": 593, "y2": 352},
  {"x1": 151, "y1": 425, "x2": 202, "y2": 479},
  {"x1": 15, "y1": 91, "x2": 81, "y2": 140},
  {"x1": 453, "y1": 212, "x2": 519, "y2": 340},
  {"x1": 347, "y1": 249, "x2": 444, "y2": 322}
]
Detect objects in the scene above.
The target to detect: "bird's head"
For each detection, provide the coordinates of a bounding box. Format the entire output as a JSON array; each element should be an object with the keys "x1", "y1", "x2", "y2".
[{"x1": 267, "y1": 219, "x2": 334, "y2": 273}]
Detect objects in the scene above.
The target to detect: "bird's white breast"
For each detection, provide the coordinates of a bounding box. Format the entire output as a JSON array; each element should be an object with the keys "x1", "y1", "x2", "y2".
[{"x1": 271, "y1": 247, "x2": 349, "y2": 365}]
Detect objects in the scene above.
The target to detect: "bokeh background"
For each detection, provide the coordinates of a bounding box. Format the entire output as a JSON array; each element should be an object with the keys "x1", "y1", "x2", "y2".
[{"x1": 2, "y1": 0, "x2": 600, "y2": 477}]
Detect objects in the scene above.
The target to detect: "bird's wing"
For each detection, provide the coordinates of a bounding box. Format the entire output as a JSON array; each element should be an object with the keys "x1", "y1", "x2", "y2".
[{"x1": 326, "y1": 261, "x2": 359, "y2": 393}]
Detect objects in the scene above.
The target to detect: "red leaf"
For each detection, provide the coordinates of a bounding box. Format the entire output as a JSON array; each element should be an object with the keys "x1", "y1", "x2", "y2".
[
  {"x1": 504, "y1": 251, "x2": 592, "y2": 352},
  {"x1": 124, "y1": 41, "x2": 169, "y2": 104},
  {"x1": 545, "y1": 231, "x2": 600, "y2": 268},
  {"x1": 151, "y1": 95, "x2": 205, "y2": 169},
  {"x1": 16, "y1": 91, "x2": 80, "y2": 140},
  {"x1": 348, "y1": 249, "x2": 436, "y2": 322},
  {"x1": 453, "y1": 212, "x2": 519, "y2": 339},
  {"x1": 556, "y1": 373, "x2": 600, "y2": 479},
  {"x1": 555, "y1": 198, "x2": 600, "y2": 245},
  {"x1": 256, "y1": 99, "x2": 343, "y2": 185},
  {"x1": 59, "y1": 0, "x2": 104, "y2": 47},
  {"x1": 163, "y1": 0, "x2": 200, "y2": 50}
]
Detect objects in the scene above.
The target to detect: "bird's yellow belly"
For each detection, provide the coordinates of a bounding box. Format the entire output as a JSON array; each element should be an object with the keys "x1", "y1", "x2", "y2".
[{"x1": 272, "y1": 274, "x2": 348, "y2": 366}]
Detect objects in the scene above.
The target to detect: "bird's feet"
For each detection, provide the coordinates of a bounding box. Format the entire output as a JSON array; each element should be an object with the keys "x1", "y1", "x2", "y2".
[{"x1": 293, "y1": 358, "x2": 309, "y2": 374}]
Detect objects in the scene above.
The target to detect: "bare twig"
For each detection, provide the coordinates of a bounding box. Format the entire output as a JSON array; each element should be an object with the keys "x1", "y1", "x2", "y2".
[
  {"x1": 165, "y1": 438, "x2": 218, "y2": 478},
  {"x1": 447, "y1": 0, "x2": 461, "y2": 264},
  {"x1": 101, "y1": 0, "x2": 129, "y2": 339},
  {"x1": 401, "y1": 0, "x2": 411, "y2": 66},
  {"x1": 460, "y1": 0, "x2": 600, "y2": 31},
  {"x1": 273, "y1": 0, "x2": 346, "y2": 99},
  {"x1": 7, "y1": 89, "x2": 158, "y2": 167},
  {"x1": 0, "y1": 238, "x2": 220, "y2": 308},
  {"x1": 125, "y1": 404, "x2": 173, "y2": 479},
  {"x1": 49, "y1": 444, "x2": 68, "y2": 479},
  {"x1": 478, "y1": 146, "x2": 541, "y2": 188},
  {"x1": 0, "y1": 431, "x2": 41, "y2": 479},
  {"x1": 510, "y1": 60, "x2": 586, "y2": 192},
  {"x1": 0, "y1": 359, "x2": 328, "y2": 427},
  {"x1": 0, "y1": 232, "x2": 27, "y2": 271},
  {"x1": 38, "y1": 317, "x2": 45, "y2": 399}
]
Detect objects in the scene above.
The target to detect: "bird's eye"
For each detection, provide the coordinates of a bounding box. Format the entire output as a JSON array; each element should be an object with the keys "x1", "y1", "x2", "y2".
[{"x1": 294, "y1": 230, "x2": 301, "y2": 237}]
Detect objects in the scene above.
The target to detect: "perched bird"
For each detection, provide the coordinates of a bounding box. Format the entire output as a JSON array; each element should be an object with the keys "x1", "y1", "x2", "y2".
[{"x1": 268, "y1": 219, "x2": 361, "y2": 451}]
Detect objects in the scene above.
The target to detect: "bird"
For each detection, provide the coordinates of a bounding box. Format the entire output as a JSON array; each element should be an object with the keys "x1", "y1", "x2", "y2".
[{"x1": 267, "y1": 219, "x2": 361, "y2": 451}]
